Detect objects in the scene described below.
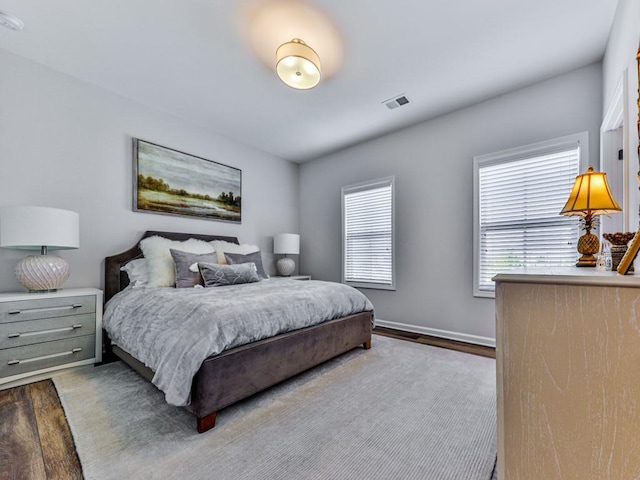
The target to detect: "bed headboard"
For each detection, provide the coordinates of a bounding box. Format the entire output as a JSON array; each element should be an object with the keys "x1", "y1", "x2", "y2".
[{"x1": 104, "y1": 230, "x2": 239, "y2": 303}]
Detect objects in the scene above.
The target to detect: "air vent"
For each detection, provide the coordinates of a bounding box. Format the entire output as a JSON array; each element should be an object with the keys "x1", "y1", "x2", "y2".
[{"x1": 383, "y1": 94, "x2": 410, "y2": 110}]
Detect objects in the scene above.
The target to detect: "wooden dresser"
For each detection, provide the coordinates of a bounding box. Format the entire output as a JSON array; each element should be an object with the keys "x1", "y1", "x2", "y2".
[
  {"x1": 0, "y1": 288, "x2": 102, "y2": 389},
  {"x1": 494, "y1": 269, "x2": 640, "y2": 479}
]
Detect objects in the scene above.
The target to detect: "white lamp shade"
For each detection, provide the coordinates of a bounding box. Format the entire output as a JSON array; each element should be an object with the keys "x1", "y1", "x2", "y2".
[
  {"x1": 0, "y1": 206, "x2": 79, "y2": 250},
  {"x1": 274, "y1": 233, "x2": 300, "y2": 255}
]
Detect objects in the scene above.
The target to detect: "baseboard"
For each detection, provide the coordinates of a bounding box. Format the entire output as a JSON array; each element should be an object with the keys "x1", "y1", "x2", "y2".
[
  {"x1": 374, "y1": 319, "x2": 496, "y2": 348},
  {"x1": 0, "y1": 362, "x2": 95, "y2": 391}
]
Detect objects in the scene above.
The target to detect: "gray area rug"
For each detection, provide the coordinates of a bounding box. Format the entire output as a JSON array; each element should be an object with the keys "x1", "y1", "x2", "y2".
[{"x1": 53, "y1": 335, "x2": 496, "y2": 480}]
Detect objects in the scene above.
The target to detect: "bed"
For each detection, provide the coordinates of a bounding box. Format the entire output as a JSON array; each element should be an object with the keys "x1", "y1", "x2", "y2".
[{"x1": 103, "y1": 230, "x2": 373, "y2": 433}]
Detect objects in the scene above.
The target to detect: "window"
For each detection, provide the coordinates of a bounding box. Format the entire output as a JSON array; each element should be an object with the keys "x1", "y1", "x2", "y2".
[
  {"x1": 473, "y1": 133, "x2": 588, "y2": 297},
  {"x1": 342, "y1": 177, "x2": 395, "y2": 290}
]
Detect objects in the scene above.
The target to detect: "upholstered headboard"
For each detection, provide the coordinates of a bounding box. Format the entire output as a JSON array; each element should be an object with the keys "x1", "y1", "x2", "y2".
[{"x1": 104, "y1": 230, "x2": 239, "y2": 303}]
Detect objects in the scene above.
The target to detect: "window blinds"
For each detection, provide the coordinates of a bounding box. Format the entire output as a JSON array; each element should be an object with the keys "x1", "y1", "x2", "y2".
[
  {"x1": 477, "y1": 149, "x2": 580, "y2": 292},
  {"x1": 342, "y1": 178, "x2": 394, "y2": 288}
]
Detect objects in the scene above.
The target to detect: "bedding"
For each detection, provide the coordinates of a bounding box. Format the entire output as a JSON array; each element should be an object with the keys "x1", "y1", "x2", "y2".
[
  {"x1": 170, "y1": 249, "x2": 218, "y2": 288},
  {"x1": 198, "y1": 262, "x2": 260, "y2": 287},
  {"x1": 140, "y1": 236, "x2": 215, "y2": 287},
  {"x1": 223, "y1": 250, "x2": 269, "y2": 279},
  {"x1": 210, "y1": 240, "x2": 259, "y2": 264},
  {"x1": 120, "y1": 259, "x2": 149, "y2": 287},
  {"x1": 103, "y1": 277, "x2": 374, "y2": 406}
]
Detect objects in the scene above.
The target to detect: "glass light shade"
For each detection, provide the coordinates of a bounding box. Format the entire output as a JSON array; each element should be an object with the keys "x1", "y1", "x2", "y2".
[
  {"x1": 276, "y1": 39, "x2": 321, "y2": 90},
  {"x1": 273, "y1": 233, "x2": 300, "y2": 255},
  {"x1": 0, "y1": 206, "x2": 79, "y2": 250},
  {"x1": 560, "y1": 166, "x2": 622, "y2": 216}
]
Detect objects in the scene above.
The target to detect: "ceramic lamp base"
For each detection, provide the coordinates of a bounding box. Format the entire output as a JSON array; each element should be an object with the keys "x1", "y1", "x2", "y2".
[
  {"x1": 276, "y1": 257, "x2": 296, "y2": 276},
  {"x1": 15, "y1": 254, "x2": 70, "y2": 292}
]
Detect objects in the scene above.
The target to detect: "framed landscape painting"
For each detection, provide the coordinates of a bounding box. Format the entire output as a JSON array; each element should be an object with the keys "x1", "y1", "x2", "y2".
[{"x1": 133, "y1": 139, "x2": 241, "y2": 223}]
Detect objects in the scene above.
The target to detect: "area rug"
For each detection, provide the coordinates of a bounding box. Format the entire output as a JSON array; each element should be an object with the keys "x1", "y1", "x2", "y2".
[{"x1": 53, "y1": 335, "x2": 496, "y2": 480}]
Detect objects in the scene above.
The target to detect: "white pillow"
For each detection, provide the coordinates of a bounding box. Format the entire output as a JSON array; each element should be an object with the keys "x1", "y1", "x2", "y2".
[
  {"x1": 120, "y1": 258, "x2": 149, "y2": 287},
  {"x1": 140, "y1": 236, "x2": 215, "y2": 287},
  {"x1": 210, "y1": 240, "x2": 259, "y2": 264}
]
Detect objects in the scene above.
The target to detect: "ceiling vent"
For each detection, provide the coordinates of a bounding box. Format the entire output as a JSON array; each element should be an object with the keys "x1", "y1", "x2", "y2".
[{"x1": 383, "y1": 95, "x2": 409, "y2": 110}]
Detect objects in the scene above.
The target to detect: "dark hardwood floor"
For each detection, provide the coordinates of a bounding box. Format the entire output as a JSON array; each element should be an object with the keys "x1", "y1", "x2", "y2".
[
  {"x1": 373, "y1": 327, "x2": 496, "y2": 358},
  {"x1": 0, "y1": 381, "x2": 82, "y2": 480},
  {"x1": 0, "y1": 331, "x2": 494, "y2": 478}
]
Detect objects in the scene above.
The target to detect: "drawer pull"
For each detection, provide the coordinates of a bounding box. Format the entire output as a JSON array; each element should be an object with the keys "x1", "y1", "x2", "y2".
[
  {"x1": 5, "y1": 304, "x2": 85, "y2": 316},
  {"x1": 7, "y1": 324, "x2": 85, "y2": 339},
  {"x1": 8, "y1": 323, "x2": 82, "y2": 338},
  {"x1": 7, "y1": 347, "x2": 84, "y2": 366}
]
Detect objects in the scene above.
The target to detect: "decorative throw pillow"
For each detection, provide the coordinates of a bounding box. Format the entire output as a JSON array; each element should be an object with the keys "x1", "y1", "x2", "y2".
[
  {"x1": 224, "y1": 251, "x2": 269, "y2": 280},
  {"x1": 120, "y1": 258, "x2": 149, "y2": 287},
  {"x1": 170, "y1": 249, "x2": 218, "y2": 288},
  {"x1": 209, "y1": 240, "x2": 259, "y2": 264},
  {"x1": 140, "y1": 236, "x2": 215, "y2": 287},
  {"x1": 198, "y1": 262, "x2": 260, "y2": 287}
]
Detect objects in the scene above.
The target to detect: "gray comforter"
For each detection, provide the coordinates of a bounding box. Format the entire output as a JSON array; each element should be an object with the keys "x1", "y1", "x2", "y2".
[{"x1": 103, "y1": 278, "x2": 374, "y2": 406}]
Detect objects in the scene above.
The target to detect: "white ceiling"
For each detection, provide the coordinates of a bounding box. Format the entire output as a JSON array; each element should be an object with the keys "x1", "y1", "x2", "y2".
[{"x1": 0, "y1": 0, "x2": 619, "y2": 162}]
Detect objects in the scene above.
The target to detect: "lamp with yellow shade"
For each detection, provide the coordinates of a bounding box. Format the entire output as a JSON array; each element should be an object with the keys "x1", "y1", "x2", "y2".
[{"x1": 560, "y1": 166, "x2": 621, "y2": 267}]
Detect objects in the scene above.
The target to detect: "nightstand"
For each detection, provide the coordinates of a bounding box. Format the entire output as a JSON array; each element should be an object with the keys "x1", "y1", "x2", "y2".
[
  {"x1": 0, "y1": 288, "x2": 103, "y2": 389},
  {"x1": 289, "y1": 275, "x2": 311, "y2": 280}
]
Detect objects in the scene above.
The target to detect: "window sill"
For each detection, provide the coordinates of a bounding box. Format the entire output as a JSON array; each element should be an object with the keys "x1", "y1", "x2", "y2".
[
  {"x1": 346, "y1": 281, "x2": 396, "y2": 291},
  {"x1": 474, "y1": 291, "x2": 496, "y2": 299}
]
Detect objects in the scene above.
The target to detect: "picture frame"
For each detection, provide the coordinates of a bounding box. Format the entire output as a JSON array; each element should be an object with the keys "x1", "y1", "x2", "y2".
[
  {"x1": 616, "y1": 231, "x2": 640, "y2": 275},
  {"x1": 133, "y1": 139, "x2": 241, "y2": 223}
]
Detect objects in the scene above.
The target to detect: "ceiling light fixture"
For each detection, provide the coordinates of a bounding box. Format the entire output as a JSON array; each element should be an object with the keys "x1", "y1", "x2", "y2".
[
  {"x1": 0, "y1": 10, "x2": 24, "y2": 31},
  {"x1": 276, "y1": 39, "x2": 321, "y2": 90}
]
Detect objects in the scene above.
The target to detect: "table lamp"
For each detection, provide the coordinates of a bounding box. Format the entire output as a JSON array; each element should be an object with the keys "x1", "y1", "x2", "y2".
[
  {"x1": 273, "y1": 233, "x2": 300, "y2": 276},
  {"x1": 0, "y1": 206, "x2": 80, "y2": 291},
  {"x1": 560, "y1": 166, "x2": 621, "y2": 267}
]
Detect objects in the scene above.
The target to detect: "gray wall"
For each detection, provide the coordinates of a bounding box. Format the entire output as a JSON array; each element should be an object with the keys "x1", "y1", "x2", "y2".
[
  {"x1": 299, "y1": 63, "x2": 603, "y2": 344},
  {"x1": 603, "y1": 0, "x2": 640, "y2": 113},
  {"x1": 602, "y1": 0, "x2": 640, "y2": 229},
  {"x1": 0, "y1": 48, "x2": 299, "y2": 292}
]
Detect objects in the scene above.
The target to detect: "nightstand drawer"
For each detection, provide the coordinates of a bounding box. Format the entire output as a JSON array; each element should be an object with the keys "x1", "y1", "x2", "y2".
[
  {"x1": 0, "y1": 335, "x2": 95, "y2": 379},
  {"x1": 0, "y1": 313, "x2": 96, "y2": 350},
  {"x1": 0, "y1": 295, "x2": 95, "y2": 323}
]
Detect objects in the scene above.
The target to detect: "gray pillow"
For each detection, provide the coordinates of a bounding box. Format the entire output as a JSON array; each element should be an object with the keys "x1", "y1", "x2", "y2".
[
  {"x1": 224, "y1": 251, "x2": 269, "y2": 280},
  {"x1": 198, "y1": 262, "x2": 260, "y2": 287},
  {"x1": 170, "y1": 249, "x2": 218, "y2": 288}
]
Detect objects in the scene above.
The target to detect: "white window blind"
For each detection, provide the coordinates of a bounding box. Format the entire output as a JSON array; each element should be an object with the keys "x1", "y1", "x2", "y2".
[
  {"x1": 474, "y1": 134, "x2": 586, "y2": 297},
  {"x1": 342, "y1": 177, "x2": 395, "y2": 290}
]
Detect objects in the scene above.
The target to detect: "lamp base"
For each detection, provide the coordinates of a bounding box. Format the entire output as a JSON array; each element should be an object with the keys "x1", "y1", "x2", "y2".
[
  {"x1": 15, "y1": 254, "x2": 70, "y2": 292},
  {"x1": 276, "y1": 257, "x2": 296, "y2": 276},
  {"x1": 576, "y1": 232, "x2": 599, "y2": 268},
  {"x1": 576, "y1": 254, "x2": 598, "y2": 267}
]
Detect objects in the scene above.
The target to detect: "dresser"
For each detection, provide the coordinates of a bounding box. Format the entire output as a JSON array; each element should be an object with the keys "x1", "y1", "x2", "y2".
[
  {"x1": 0, "y1": 288, "x2": 102, "y2": 388},
  {"x1": 494, "y1": 269, "x2": 640, "y2": 479}
]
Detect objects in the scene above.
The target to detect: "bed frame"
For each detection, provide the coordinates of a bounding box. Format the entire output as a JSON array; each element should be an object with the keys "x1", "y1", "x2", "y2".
[{"x1": 104, "y1": 231, "x2": 373, "y2": 433}]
